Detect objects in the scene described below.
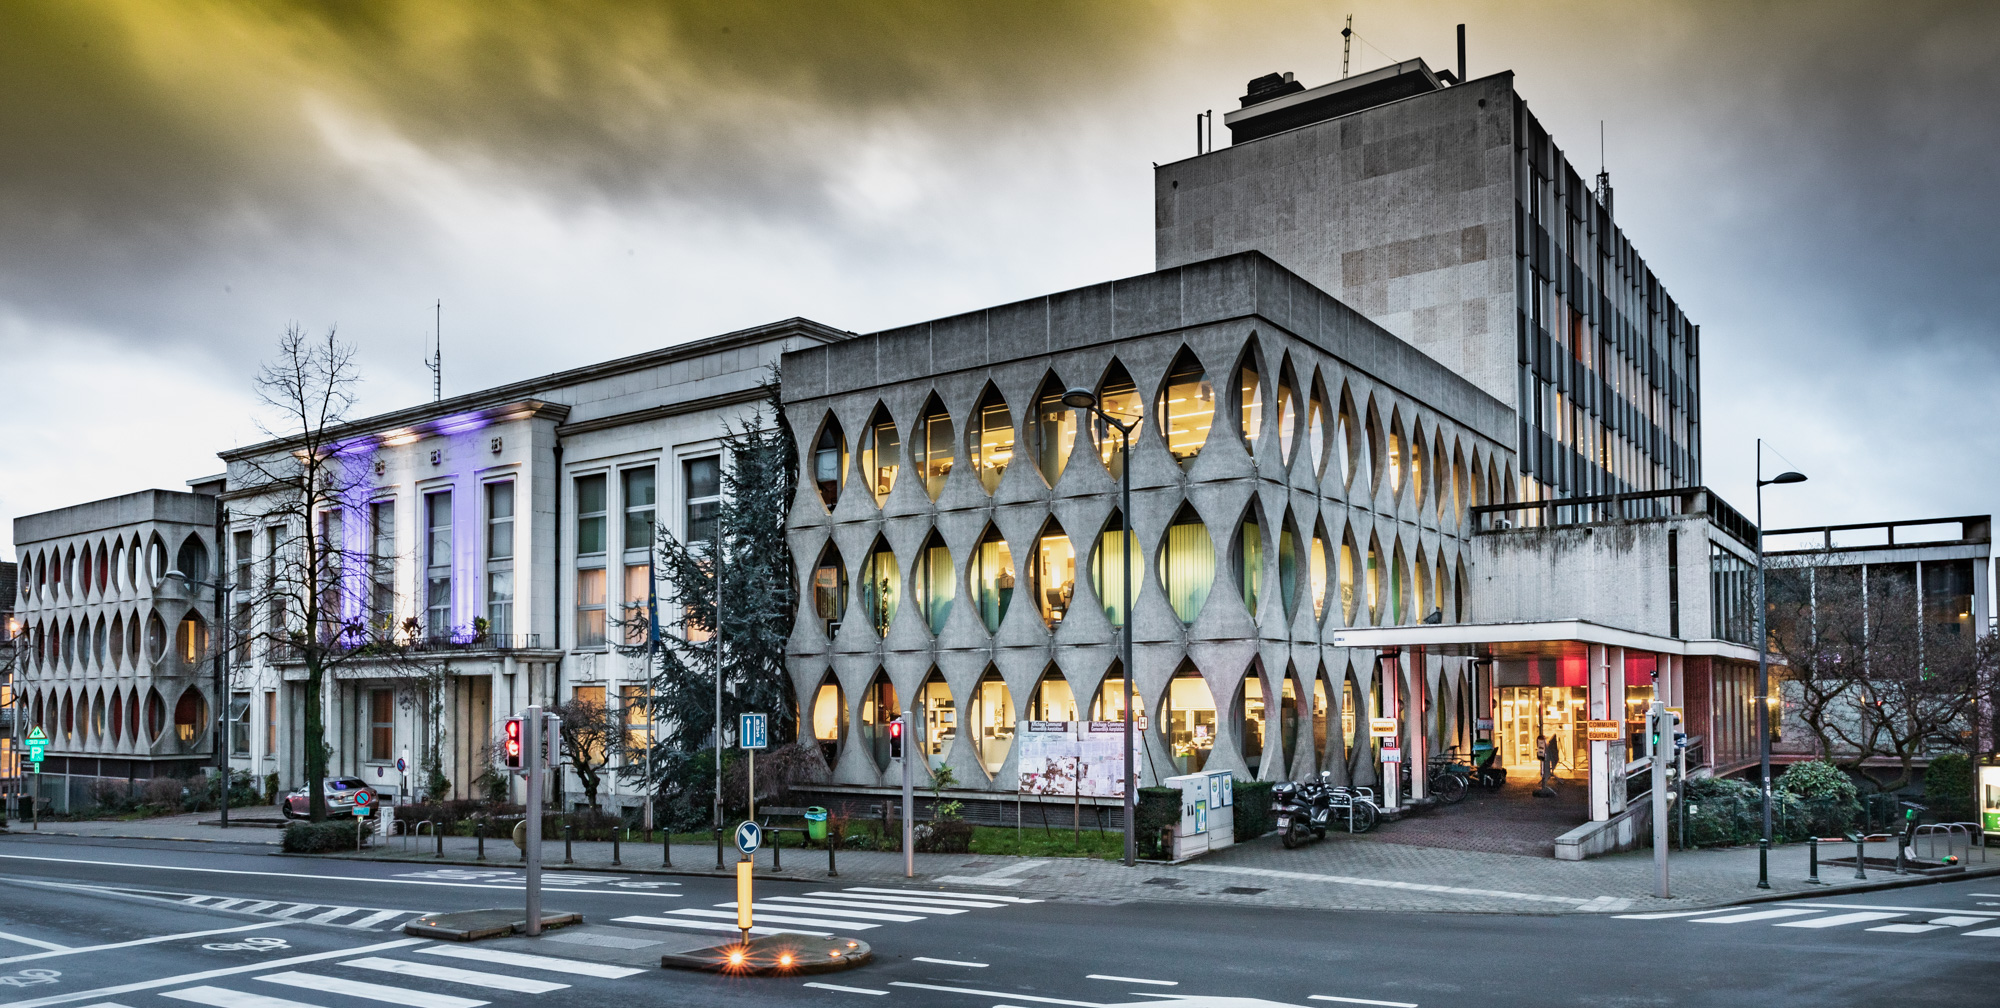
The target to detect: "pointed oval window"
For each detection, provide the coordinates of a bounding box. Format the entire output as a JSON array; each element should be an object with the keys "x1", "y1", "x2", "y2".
[
  {"x1": 809, "y1": 674, "x2": 846, "y2": 768},
  {"x1": 914, "y1": 531, "x2": 955, "y2": 635},
  {"x1": 859, "y1": 673, "x2": 900, "y2": 772},
  {"x1": 860, "y1": 538, "x2": 898, "y2": 637},
  {"x1": 1362, "y1": 398, "x2": 1383, "y2": 498},
  {"x1": 1309, "y1": 519, "x2": 1331, "y2": 623},
  {"x1": 1239, "y1": 669, "x2": 1265, "y2": 767},
  {"x1": 968, "y1": 669, "x2": 1015, "y2": 776},
  {"x1": 811, "y1": 544, "x2": 848, "y2": 639},
  {"x1": 1091, "y1": 510, "x2": 1136, "y2": 628},
  {"x1": 1387, "y1": 410, "x2": 1406, "y2": 499},
  {"x1": 1237, "y1": 346, "x2": 1265, "y2": 447},
  {"x1": 811, "y1": 415, "x2": 847, "y2": 511},
  {"x1": 859, "y1": 405, "x2": 900, "y2": 508},
  {"x1": 1094, "y1": 361, "x2": 1142, "y2": 479},
  {"x1": 969, "y1": 526, "x2": 1015, "y2": 633},
  {"x1": 1028, "y1": 667, "x2": 1077, "y2": 721},
  {"x1": 917, "y1": 670, "x2": 954, "y2": 772},
  {"x1": 968, "y1": 386, "x2": 1014, "y2": 494},
  {"x1": 1276, "y1": 356, "x2": 1301, "y2": 464},
  {"x1": 1307, "y1": 373, "x2": 1330, "y2": 476},
  {"x1": 1032, "y1": 375, "x2": 1077, "y2": 487},
  {"x1": 1410, "y1": 420, "x2": 1427, "y2": 511},
  {"x1": 1236, "y1": 507, "x2": 1264, "y2": 618},
  {"x1": 1413, "y1": 549, "x2": 1431, "y2": 625},
  {"x1": 1156, "y1": 349, "x2": 1214, "y2": 468},
  {"x1": 914, "y1": 395, "x2": 954, "y2": 501},
  {"x1": 1158, "y1": 505, "x2": 1215, "y2": 625},
  {"x1": 1028, "y1": 518, "x2": 1075, "y2": 629},
  {"x1": 1390, "y1": 540, "x2": 1411, "y2": 625},
  {"x1": 1277, "y1": 512, "x2": 1301, "y2": 619},
  {"x1": 1364, "y1": 532, "x2": 1383, "y2": 625}
]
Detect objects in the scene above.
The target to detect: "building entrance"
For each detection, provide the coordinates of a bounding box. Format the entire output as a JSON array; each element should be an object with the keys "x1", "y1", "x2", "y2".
[{"x1": 1496, "y1": 686, "x2": 1588, "y2": 778}]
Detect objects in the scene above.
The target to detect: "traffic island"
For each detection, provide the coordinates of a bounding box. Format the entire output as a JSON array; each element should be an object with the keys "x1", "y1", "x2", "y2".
[
  {"x1": 403, "y1": 908, "x2": 583, "y2": 941},
  {"x1": 660, "y1": 934, "x2": 871, "y2": 976}
]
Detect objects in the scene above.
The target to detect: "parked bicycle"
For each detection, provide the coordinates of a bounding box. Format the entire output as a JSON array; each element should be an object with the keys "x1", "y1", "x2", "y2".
[{"x1": 1397, "y1": 750, "x2": 1470, "y2": 804}]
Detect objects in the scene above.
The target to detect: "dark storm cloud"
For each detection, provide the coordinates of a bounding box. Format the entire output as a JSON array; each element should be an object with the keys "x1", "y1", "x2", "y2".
[{"x1": 0, "y1": 0, "x2": 1171, "y2": 338}]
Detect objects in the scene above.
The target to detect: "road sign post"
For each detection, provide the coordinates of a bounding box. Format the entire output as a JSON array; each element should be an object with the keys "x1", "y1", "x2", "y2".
[
  {"x1": 25, "y1": 727, "x2": 45, "y2": 831},
  {"x1": 900, "y1": 710, "x2": 914, "y2": 878},
  {"x1": 740, "y1": 713, "x2": 767, "y2": 836},
  {"x1": 523, "y1": 704, "x2": 545, "y2": 936},
  {"x1": 734, "y1": 820, "x2": 761, "y2": 946},
  {"x1": 1650, "y1": 701, "x2": 1670, "y2": 898}
]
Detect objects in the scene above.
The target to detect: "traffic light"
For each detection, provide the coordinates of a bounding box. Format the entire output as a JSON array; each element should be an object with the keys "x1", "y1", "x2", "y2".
[
  {"x1": 502, "y1": 716, "x2": 524, "y2": 769},
  {"x1": 887, "y1": 716, "x2": 904, "y2": 760}
]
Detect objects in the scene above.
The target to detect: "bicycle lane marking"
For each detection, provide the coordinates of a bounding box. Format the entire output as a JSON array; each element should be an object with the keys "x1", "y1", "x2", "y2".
[
  {"x1": 0, "y1": 925, "x2": 295, "y2": 968},
  {"x1": 0, "y1": 938, "x2": 426, "y2": 1008}
]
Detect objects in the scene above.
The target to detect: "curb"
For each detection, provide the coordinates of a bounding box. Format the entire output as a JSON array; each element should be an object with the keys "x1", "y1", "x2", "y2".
[
  {"x1": 1694, "y1": 862, "x2": 2000, "y2": 911},
  {"x1": 313, "y1": 851, "x2": 851, "y2": 885},
  {"x1": 0, "y1": 827, "x2": 280, "y2": 846}
]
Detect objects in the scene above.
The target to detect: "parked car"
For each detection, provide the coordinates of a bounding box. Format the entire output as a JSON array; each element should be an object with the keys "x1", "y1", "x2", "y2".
[{"x1": 280, "y1": 777, "x2": 374, "y2": 819}]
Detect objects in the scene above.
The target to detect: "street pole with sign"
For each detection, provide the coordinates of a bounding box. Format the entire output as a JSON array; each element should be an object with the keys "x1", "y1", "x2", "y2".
[
  {"x1": 1650, "y1": 700, "x2": 1670, "y2": 898},
  {"x1": 521, "y1": 704, "x2": 545, "y2": 936},
  {"x1": 25, "y1": 726, "x2": 46, "y2": 830},
  {"x1": 900, "y1": 710, "x2": 914, "y2": 878}
]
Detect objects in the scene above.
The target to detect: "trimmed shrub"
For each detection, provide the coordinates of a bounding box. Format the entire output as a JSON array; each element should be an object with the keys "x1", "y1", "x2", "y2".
[
  {"x1": 1134, "y1": 786, "x2": 1179, "y2": 859},
  {"x1": 1232, "y1": 780, "x2": 1274, "y2": 841},
  {"x1": 284, "y1": 819, "x2": 369, "y2": 853},
  {"x1": 1777, "y1": 759, "x2": 1859, "y2": 838},
  {"x1": 914, "y1": 820, "x2": 975, "y2": 853}
]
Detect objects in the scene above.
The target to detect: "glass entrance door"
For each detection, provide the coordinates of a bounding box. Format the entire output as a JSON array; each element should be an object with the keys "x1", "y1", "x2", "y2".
[{"x1": 1496, "y1": 686, "x2": 1588, "y2": 777}]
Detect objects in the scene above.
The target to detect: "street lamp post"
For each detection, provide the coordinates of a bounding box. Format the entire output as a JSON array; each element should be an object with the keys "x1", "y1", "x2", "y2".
[
  {"x1": 1754, "y1": 438, "x2": 1807, "y2": 889},
  {"x1": 1062, "y1": 387, "x2": 1138, "y2": 867}
]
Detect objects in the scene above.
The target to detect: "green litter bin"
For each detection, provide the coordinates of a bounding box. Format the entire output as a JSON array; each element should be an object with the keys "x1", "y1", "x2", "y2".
[{"x1": 805, "y1": 806, "x2": 829, "y2": 842}]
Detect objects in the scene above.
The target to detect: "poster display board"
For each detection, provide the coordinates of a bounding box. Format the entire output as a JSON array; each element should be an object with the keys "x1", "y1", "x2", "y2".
[{"x1": 1017, "y1": 721, "x2": 1128, "y2": 798}]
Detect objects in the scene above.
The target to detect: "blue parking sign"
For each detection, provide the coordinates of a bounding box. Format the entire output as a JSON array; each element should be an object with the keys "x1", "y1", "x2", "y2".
[{"x1": 739, "y1": 713, "x2": 768, "y2": 750}]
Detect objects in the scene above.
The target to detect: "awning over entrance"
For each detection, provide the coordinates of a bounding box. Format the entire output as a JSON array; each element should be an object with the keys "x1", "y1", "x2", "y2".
[{"x1": 1331, "y1": 619, "x2": 1764, "y2": 665}]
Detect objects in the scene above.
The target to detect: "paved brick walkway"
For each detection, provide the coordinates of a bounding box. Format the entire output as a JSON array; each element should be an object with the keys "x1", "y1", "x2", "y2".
[
  {"x1": 1359, "y1": 777, "x2": 1589, "y2": 858},
  {"x1": 13, "y1": 806, "x2": 1992, "y2": 916}
]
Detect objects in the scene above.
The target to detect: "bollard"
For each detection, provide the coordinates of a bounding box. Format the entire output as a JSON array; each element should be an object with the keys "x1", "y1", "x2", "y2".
[
  {"x1": 477, "y1": 817, "x2": 486, "y2": 861},
  {"x1": 1854, "y1": 835, "x2": 1867, "y2": 880},
  {"x1": 564, "y1": 821, "x2": 575, "y2": 865},
  {"x1": 773, "y1": 830, "x2": 782, "y2": 872},
  {"x1": 1895, "y1": 838, "x2": 1906, "y2": 875},
  {"x1": 828, "y1": 829, "x2": 839, "y2": 878},
  {"x1": 1757, "y1": 837, "x2": 1771, "y2": 889},
  {"x1": 612, "y1": 827, "x2": 621, "y2": 866},
  {"x1": 663, "y1": 824, "x2": 672, "y2": 867},
  {"x1": 435, "y1": 820, "x2": 444, "y2": 857},
  {"x1": 1807, "y1": 837, "x2": 1821, "y2": 884}
]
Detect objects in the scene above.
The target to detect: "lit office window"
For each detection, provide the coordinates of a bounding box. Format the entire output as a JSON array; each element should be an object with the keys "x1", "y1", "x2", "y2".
[
  {"x1": 861, "y1": 540, "x2": 899, "y2": 637},
  {"x1": 915, "y1": 395, "x2": 954, "y2": 501},
  {"x1": 1028, "y1": 520, "x2": 1074, "y2": 628},
  {"x1": 812, "y1": 416, "x2": 846, "y2": 510},
  {"x1": 970, "y1": 527, "x2": 1014, "y2": 633},
  {"x1": 860, "y1": 405, "x2": 900, "y2": 507},
  {"x1": 1156, "y1": 349, "x2": 1214, "y2": 467},
  {"x1": 812, "y1": 545, "x2": 848, "y2": 638},
  {"x1": 576, "y1": 567, "x2": 606, "y2": 648},
  {"x1": 968, "y1": 387, "x2": 1014, "y2": 494},
  {"x1": 1238, "y1": 349, "x2": 1264, "y2": 446},
  {"x1": 1237, "y1": 512, "x2": 1263, "y2": 617},
  {"x1": 1091, "y1": 511, "x2": 1134, "y2": 628},
  {"x1": 1032, "y1": 376, "x2": 1075, "y2": 487},
  {"x1": 915, "y1": 533, "x2": 953, "y2": 635},
  {"x1": 1093, "y1": 362, "x2": 1141, "y2": 478}
]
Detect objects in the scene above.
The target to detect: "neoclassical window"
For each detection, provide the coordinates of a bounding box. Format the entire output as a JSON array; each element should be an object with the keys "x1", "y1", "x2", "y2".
[
  {"x1": 970, "y1": 526, "x2": 1014, "y2": 633},
  {"x1": 914, "y1": 532, "x2": 954, "y2": 635},
  {"x1": 1276, "y1": 356, "x2": 1302, "y2": 464},
  {"x1": 811, "y1": 544, "x2": 848, "y2": 638},
  {"x1": 1032, "y1": 375, "x2": 1076, "y2": 487},
  {"x1": 811, "y1": 415, "x2": 847, "y2": 510},
  {"x1": 915, "y1": 395, "x2": 954, "y2": 501},
  {"x1": 860, "y1": 538, "x2": 898, "y2": 637},
  {"x1": 968, "y1": 385, "x2": 1014, "y2": 494},
  {"x1": 1156, "y1": 349, "x2": 1214, "y2": 468},
  {"x1": 859, "y1": 404, "x2": 900, "y2": 508},
  {"x1": 1158, "y1": 505, "x2": 1215, "y2": 624},
  {"x1": 1091, "y1": 510, "x2": 1134, "y2": 628},
  {"x1": 1093, "y1": 361, "x2": 1142, "y2": 478},
  {"x1": 1028, "y1": 519, "x2": 1075, "y2": 628},
  {"x1": 1236, "y1": 346, "x2": 1264, "y2": 447}
]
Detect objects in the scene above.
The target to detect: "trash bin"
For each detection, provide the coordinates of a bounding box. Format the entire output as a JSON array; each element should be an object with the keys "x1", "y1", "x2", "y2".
[{"x1": 805, "y1": 807, "x2": 829, "y2": 842}]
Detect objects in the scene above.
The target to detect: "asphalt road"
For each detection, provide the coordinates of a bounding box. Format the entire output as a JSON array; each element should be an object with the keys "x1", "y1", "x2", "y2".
[{"x1": 0, "y1": 832, "x2": 1991, "y2": 1008}]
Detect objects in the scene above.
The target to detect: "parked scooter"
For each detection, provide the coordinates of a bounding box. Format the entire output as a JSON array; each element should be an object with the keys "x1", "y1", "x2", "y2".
[{"x1": 1273, "y1": 771, "x2": 1380, "y2": 847}]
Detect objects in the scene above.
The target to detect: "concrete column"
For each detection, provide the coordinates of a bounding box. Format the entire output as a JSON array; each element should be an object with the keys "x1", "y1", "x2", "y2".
[
  {"x1": 1404, "y1": 648, "x2": 1428, "y2": 802},
  {"x1": 1587, "y1": 644, "x2": 1610, "y2": 821},
  {"x1": 1379, "y1": 651, "x2": 1400, "y2": 811}
]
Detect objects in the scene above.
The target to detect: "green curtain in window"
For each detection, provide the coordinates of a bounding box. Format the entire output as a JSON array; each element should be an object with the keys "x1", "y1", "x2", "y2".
[
  {"x1": 1240, "y1": 521, "x2": 1262, "y2": 614},
  {"x1": 1092, "y1": 527, "x2": 1135, "y2": 627},
  {"x1": 1160, "y1": 520, "x2": 1214, "y2": 624}
]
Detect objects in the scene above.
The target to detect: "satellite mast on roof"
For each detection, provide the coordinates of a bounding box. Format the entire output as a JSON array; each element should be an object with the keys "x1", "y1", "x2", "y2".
[
  {"x1": 1341, "y1": 15, "x2": 1353, "y2": 79},
  {"x1": 426, "y1": 299, "x2": 442, "y2": 402}
]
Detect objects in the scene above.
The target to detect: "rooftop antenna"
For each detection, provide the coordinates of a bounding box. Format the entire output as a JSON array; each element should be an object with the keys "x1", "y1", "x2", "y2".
[
  {"x1": 426, "y1": 299, "x2": 442, "y2": 402},
  {"x1": 1341, "y1": 15, "x2": 1353, "y2": 78},
  {"x1": 1597, "y1": 122, "x2": 1614, "y2": 218}
]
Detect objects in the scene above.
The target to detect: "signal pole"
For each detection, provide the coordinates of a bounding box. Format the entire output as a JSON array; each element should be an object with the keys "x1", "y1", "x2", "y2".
[
  {"x1": 523, "y1": 705, "x2": 544, "y2": 935},
  {"x1": 900, "y1": 712, "x2": 914, "y2": 878}
]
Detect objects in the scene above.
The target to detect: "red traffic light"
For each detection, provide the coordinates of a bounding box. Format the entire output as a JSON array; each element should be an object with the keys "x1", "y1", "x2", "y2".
[
  {"x1": 887, "y1": 719, "x2": 903, "y2": 740},
  {"x1": 503, "y1": 717, "x2": 524, "y2": 769}
]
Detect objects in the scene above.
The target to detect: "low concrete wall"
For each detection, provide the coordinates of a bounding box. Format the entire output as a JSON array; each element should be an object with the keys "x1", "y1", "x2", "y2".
[{"x1": 1554, "y1": 798, "x2": 1653, "y2": 861}]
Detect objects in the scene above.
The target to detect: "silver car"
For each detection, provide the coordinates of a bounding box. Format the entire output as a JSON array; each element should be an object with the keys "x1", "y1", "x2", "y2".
[{"x1": 280, "y1": 777, "x2": 374, "y2": 819}]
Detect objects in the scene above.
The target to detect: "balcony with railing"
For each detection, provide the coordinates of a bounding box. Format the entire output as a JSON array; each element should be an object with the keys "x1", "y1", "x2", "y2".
[
  {"x1": 1471, "y1": 486, "x2": 1756, "y2": 550},
  {"x1": 269, "y1": 631, "x2": 549, "y2": 665}
]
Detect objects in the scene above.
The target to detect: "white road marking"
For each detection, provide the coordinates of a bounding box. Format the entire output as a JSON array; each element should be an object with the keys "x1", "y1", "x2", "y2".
[
  {"x1": 344, "y1": 912, "x2": 414, "y2": 931},
  {"x1": 1774, "y1": 912, "x2": 1904, "y2": 929},
  {"x1": 0, "y1": 939, "x2": 426, "y2": 1008},
  {"x1": 842, "y1": 887, "x2": 1040, "y2": 904},
  {"x1": 911, "y1": 957, "x2": 987, "y2": 967},
  {"x1": 237, "y1": 905, "x2": 281, "y2": 916},
  {"x1": 1182, "y1": 864, "x2": 1600, "y2": 907},
  {"x1": 414, "y1": 946, "x2": 643, "y2": 978},
  {"x1": 1927, "y1": 917, "x2": 1989, "y2": 927},
  {"x1": 801, "y1": 982, "x2": 888, "y2": 995},
  {"x1": 264, "y1": 907, "x2": 317, "y2": 921},
  {"x1": 162, "y1": 986, "x2": 318, "y2": 1008},
  {"x1": 203, "y1": 902, "x2": 246, "y2": 913},
  {"x1": 1308, "y1": 996, "x2": 1420, "y2": 1007},
  {"x1": 1612, "y1": 911, "x2": 1721, "y2": 920},
  {"x1": 1775, "y1": 902, "x2": 2000, "y2": 917},
  {"x1": 804, "y1": 891, "x2": 1004, "y2": 909},
  {"x1": 718, "y1": 902, "x2": 922, "y2": 923},
  {"x1": 257, "y1": 972, "x2": 486, "y2": 1008},
  {"x1": 1866, "y1": 924, "x2": 1946, "y2": 933},
  {"x1": 667, "y1": 909, "x2": 878, "y2": 930},
  {"x1": 303, "y1": 909, "x2": 363, "y2": 925},
  {"x1": 611, "y1": 915, "x2": 831, "y2": 938},
  {"x1": 1692, "y1": 909, "x2": 1824, "y2": 924},
  {"x1": 0, "y1": 923, "x2": 296, "y2": 967},
  {"x1": 0, "y1": 856, "x2": 675, "y2": 898},
  {"x1": 887, "y1": 982, "x2": 1103, "y2": 1006},
  {"x1": 767, "y1": 896, "x2": 968, "y2": 915},
  {"x1": 0, "y1": 933, "x2": 69, "y2": 953},
  {"x1": 1964, "y1": 926, "x2": 2000, "y2": 936},
  {"x1": 1085, "y1": 974, "x2": 1176, "y2": 986},
  {"x1": 69, "y1": 1003, "x2": 135, "y2": 1008},
  {"x1": 339, "y1": 958, "x2": 566, "y2": 994}
]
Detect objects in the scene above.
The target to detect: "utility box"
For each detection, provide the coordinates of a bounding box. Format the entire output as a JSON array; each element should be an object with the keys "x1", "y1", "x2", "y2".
[{"x1": 1165, "y1": 770, "x2": 1236, "y2": 860}]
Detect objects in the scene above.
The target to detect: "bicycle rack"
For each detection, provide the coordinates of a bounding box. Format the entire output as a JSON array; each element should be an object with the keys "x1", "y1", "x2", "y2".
[{"x1": 1914, "y1": 822, "x2": 1987, "y2": 865}]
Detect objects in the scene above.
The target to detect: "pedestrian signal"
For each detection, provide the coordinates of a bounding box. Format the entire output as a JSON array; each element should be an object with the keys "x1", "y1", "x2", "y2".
[
  {"x1": 502, "y1": 716, "x2": 524, "y2": 769},
  {"x1": 887, "y1": 716, "x2": 904, "y2": 760}
]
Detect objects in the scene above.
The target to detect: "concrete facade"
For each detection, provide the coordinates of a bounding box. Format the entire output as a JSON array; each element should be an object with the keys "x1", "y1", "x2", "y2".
[
  {"x1": 782, "y1": 251, "x2": 1515, "y2": 809},
  {"x1": 9, "y1": 489, "x2": 222, "y2": 807}
]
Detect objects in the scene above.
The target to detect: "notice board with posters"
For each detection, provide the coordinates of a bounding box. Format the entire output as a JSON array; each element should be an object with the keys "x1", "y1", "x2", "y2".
[{"x1": 1017, "y1": 721, "x2": 1127, "y2": 798}]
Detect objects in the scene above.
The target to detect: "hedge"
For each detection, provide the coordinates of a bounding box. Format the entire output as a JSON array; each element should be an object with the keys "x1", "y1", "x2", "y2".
[
  {"x1": 1135, "y1": 787, "x2": 1180, "y2": 859},
  {"x1": 283, "y1": 819, "x2": 371, "y2": 853},
  {"x1": 1231, "y1": 779, "x2": 1274, "y2": 842}
]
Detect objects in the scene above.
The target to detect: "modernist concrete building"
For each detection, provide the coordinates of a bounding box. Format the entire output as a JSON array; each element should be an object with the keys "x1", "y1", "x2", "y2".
[
  {"x1": 218, "y1": 318, "x2": 847, "y2": 810},
  {"x1": 1156, "y1": 60, "x2": 1700, "y2": 508},
  {"x1": 9, "y1": 489, "x2": 222, "y2": 809},
  {"x1": 781, "y1": 252, "x2": 1514, "y2": 813},
  {"x1": 1, "y1": 559, "x2": 18, "y2": 785}
]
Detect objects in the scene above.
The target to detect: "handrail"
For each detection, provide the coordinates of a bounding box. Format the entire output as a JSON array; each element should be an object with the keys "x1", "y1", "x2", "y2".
[{"x1": 1470, "y1": 486, "x2": 1756, "y2": 548}]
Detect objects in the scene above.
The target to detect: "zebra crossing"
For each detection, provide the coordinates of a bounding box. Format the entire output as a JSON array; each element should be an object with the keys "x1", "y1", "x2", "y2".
[
  {"x1": 79, "y1": 943, "x2": 645, "y2": 1008},
  {"x1": 11, "y1": 881, "x2": 430, "y2": 932},
  {"x1": 613, "y1": 885, "x2": 1041, "y2": 938},
  {"x1": 1615, "y1": 902, "x2": 2000, "y2": 937}
]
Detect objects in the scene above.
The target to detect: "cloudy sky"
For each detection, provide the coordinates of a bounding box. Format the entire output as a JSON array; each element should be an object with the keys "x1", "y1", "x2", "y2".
[{"x1": 4, "y1": 0, "x2": 1996, "y2": 562}]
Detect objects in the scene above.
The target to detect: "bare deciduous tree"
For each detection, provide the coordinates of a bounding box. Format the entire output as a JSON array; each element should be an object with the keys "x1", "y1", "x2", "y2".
[{"x1": 551, "y1": 695, "x2": 617, "y2": 809}]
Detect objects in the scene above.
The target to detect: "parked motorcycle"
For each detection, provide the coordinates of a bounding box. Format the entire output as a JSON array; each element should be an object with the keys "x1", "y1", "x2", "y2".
[{"x1": 1273, "y1": 771, "x2": 1379, "y2": 847}]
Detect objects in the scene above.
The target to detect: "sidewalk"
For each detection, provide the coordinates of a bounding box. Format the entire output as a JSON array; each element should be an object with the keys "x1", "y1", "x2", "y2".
[
  {"x1": 10, "y1": 810, "x2": 1991, "y2": 915},
  {"x1": 1, "y1": 807, "x2": 289, "y2": 845}
]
